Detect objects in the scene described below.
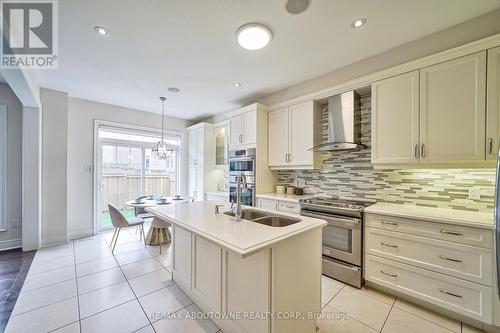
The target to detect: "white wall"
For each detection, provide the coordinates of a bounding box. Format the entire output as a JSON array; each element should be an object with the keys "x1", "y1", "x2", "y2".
[
  {"x1": 67, "y1": 96, "x2": 190, "y2": 239},
  {"x1": 41, "y1": 88, "x2": 68, "y2": 246},
  {"x1": 0, "y1": 84, "x2": 23, "y2": 250}
]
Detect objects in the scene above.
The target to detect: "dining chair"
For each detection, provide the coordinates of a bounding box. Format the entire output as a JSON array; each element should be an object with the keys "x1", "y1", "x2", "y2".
[{"x1": 108, "y1": 204, "x2": 146, "y2": 253}]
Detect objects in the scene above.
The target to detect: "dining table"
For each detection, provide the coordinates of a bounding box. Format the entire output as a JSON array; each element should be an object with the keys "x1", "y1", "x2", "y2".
[{"x1": 125, "y1": 197, "x2": 192, "y2": 247}]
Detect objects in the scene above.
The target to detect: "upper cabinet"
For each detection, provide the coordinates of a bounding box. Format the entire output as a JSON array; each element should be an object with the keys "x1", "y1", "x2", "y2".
[
  {"x1": 268, "y1": 101, "x2": 322, "y2": 170},
  {"x1": 487, "y1": 46, "x2": 500, "y2": 160},
  {"x1": 419, "y1": 52, "x2": 486, "y2": 163},
  {"x1": 372, "y1": 51, "x2": 488, "y2": 166},
  {"x1": 187, "y1": 123, "x2": 215, "y2": 201},
  {"x1": 229, "y1": 110, "x2": 257, "y2": 147},
  {"x1": 213, "y1": 121, "x2": 229, "y2": 169},
  {"x1": 372, "y1": 71, "x2": 419, "y2": 164}
]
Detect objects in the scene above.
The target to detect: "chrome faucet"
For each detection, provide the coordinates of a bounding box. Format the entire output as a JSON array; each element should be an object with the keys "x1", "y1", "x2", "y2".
[{"x1": 234, "y1": 173, "x2": 248, "y2": 221}]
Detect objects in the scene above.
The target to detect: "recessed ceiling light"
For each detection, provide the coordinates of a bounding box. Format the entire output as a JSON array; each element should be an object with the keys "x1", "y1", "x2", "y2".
[
  {"x1": 285, "y1": 0, "x2": 310, "y2": 14},
  {"x1": 236, "y1": 23, "x2": 272, "y2": 50},
  {"x1": 94, "y1": 26, "x2": 111, "y2": 36},
  {"x1": 351, "y1": 18, "x2": 366, "y2": 29},
  {"x1": 168, "y1": 87, "x2": 180, "y2": 93},
  {"x1": 234, "y1": 82, "x2": 242, "y2": 87}
]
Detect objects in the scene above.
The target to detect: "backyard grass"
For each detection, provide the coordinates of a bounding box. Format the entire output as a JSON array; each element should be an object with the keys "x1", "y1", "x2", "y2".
[{"x1": 101, "y1": 209, "x2": 136, "y2": 227}]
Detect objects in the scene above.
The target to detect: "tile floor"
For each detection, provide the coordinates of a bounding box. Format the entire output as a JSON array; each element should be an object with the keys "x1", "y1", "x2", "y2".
[{"x1": 3, "y1": 225, "x2": 488, "y2": 333}]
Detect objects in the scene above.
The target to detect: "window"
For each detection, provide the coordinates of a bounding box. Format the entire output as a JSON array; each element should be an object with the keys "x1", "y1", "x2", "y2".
[{"x1": 96, "y1": 125, "x2": 181, "y2": 230}]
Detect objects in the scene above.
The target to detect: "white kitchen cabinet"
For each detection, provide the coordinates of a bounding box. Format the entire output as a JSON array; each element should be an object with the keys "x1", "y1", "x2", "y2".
[
  {"x1": 214, "y1": 121, "x2": 229, "y2": 169},
  {"x1": 257, "y1": 197, "x2": 301, "y2": 215},
  {"x1": 229, "y1": 110, "x2": 256, "y2": 146},
  {"x1": 187, "y1": 123, "x2": 215, "y2": 201},
  {"x1": 268, "y1": 101, "x2": 321, "y2": 170},
  {"x1": 172, "y1": 226, "x2": 192, "y2": 291},
  {"x1": 193, "y1": 236, "x2": 222, "y2": 311},
  {"x1": 371, "y1": 71, "x2": 419, "y2": 164},
  {"x1": 257, "y1": 198, "x2": 279, "y2": 211},
  {"x1": 487, "y1": 46, "x2": 500, "y2": 160},
  {"x1": 268, "y1": 108, "x2": 289, "y2": 166},
  {"x1": 419, "y1": 51, "x2": 486, "y2": 162}
]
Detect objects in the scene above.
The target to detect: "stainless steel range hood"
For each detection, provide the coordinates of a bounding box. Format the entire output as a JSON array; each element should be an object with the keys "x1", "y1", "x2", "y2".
[{"x1": 309, "y1": 91, "x2": 364, "y2": 151}]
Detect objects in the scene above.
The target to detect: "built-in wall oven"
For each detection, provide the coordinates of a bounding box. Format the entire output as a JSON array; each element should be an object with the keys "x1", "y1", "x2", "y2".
[
  {"x1": 300, "y1": 198, "x2": 374, "y2": 288},
  {"x1": 229, "y1": 148, "x2": 256, "y2": 206}
]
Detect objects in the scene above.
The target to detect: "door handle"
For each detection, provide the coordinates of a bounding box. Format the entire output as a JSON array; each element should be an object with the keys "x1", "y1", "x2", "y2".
[
  {"x1": 380, "y1": 270, "x2": 397, "y2": 278},
  {"x1": 440, "y1": 230, "x2": 463, "y2": 236},
  {"x1": 380, "y1": 242, "x2": 398, "y2": 248},
  {"x1": 439, "y1": 255, "x2": 463, "y2": 263},
  {"x1": 420, "y1": 144, "x2": 425, "y2": 158},
  {"x1": 439, "y1": 289, "x2": 462, "y2": 299},
  {"x1": 414, "y1": 144, "x2": 419, "y2": 158},
  {"x1": 381, "y1": 221, "x2": 398, "y2": 226},
  {"x1": 489, "y1": 138, "x2": 493, "y2": 154}
]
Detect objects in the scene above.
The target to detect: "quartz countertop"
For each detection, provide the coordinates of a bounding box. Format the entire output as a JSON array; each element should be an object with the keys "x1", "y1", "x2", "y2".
[
  {"x1": 364, "y1": 202, "x2": 494, "y2": 230},
  {"x1": 146, "y1": 201, "x2": 327, "y2": 257},
  {"x1": 256, "y1": 193, "x2": 313, "y2": 203}
]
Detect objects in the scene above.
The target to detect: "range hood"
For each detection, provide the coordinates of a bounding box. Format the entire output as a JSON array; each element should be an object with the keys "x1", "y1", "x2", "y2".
[{"x1": 310, "y1": 91, "x2": 364, "y2": 151}]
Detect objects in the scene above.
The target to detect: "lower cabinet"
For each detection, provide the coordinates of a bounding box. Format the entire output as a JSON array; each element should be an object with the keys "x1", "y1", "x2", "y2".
[
  {"x1": 172, "y1": 227, "x2": 192, "y2": 291},
  {"x1": 257, "y1": 197, "x2": 301, "y2": 214},
  {"x1": 193, "y1": 236, "x2": 222, "y2": 311}
]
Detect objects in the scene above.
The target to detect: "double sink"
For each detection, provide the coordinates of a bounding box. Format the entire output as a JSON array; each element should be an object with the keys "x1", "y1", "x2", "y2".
[{"x1": 223, "y1": 208, "x2": 301, "y2": 227}]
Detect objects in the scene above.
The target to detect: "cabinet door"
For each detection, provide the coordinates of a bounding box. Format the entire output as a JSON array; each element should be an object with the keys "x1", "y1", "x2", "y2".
[
  {"x1": 258, "y1": 198, "x2": 278, "y2": 211},
  {"x1": 229, "y1": 116, "x2": 242, "y2": 146},
  {"x1": 289, "y1": 101, "x2": 315, "y2": 166},
  {"x1": 372, "y1": 71, "x2": 420, "y2": 164},
  {"x1": 242, "y1": 110, "x2": 257, "y2": 145},
  {"x1": 188, "y1": 167, "x2": 197, "y2": 199},
  {"x1": 487, "y1": 46, "x2": 500, "y2": 160},
  {"x1": 214, "y1": 123, "x2": 229, "y2": 168},
  {"x1": 268, "y1": 108, "x2": 289, "y2": 166},
  {"x1": 193, "y1": 236, "x2": 222, "y2": 311},
  {"x1": 188, "y1": 129, "x2": 199, "y2": 167},
  {"x1": 420, "y1": 52, "x2": 486, "y2": 162},
  {"x1": 173, "y1": 227, "x2": 192, "y2": 290},
  {"x1": 195, "y1": 166, "x2": 204, "y2": 201}
]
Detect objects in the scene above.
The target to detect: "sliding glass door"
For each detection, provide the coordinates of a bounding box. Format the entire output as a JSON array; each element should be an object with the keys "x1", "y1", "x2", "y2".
[{"x1": 97, "y1": 127, "x2": 180, "y2": 231}]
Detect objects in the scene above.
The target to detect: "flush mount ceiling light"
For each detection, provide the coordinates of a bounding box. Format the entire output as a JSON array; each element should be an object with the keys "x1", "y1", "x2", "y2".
[
  {"x1": 152, "y1": 97, "x2": 174, "y2": 160},
  {"x1": 285, "y1": 0, "x2": 310, "y2": 14},
  {"x1": 168, "y1": 87, "x2": 180, "y2": 93},
  {"x1": 94, "y1": 26, "x2": 111, "y2": 36},
  {"x1": 234, "y1": 82, "x2": 242, "y2": 87},
  {"x1": 236, "y1": 23, "x2": 272, "y2": 50},
  {"x1": 351, "y1": 18, "x2": 367, "y2": 28}
]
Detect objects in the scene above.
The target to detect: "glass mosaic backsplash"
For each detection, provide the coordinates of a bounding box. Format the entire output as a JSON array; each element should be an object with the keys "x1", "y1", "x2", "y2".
[{"x1": 276, "y1": 92, "x2": 496, "y2": 213}]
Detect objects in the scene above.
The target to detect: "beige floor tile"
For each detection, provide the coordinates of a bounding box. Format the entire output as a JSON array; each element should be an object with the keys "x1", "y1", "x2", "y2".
[
  {"x1": 157, "y1": 252, "x2": 172, "y2": 269},
  {"x1": 462, "y1": 323, "x2": 486, "y2": 333},
  {"x1": 77, "y1": 267, "x2": 125, "y2": 294},
  {"x1": 134, "y1": 325, "x2": 155, "y2": 333},
  {"x1": 139, "y1": 284, "x2": 193, "y2": 323},
  {"x1": 22, "y1": 266, "x2": 76, "y2": 292},
  {"x1": 328, "y1": 285, "x2": 391, "y2": 331},
  {"x1": 129, "y1": 268, "x2": 173, "y2": 297},
  {"x1": 317, "y1": 305, "x2": 378, "y2": 333},
  {"x1": 121, "y1": 258, "x2": 163, "y2": 279},
  {"x1": 81, "y1": 299, "x2": 149, "y2": 333},
  {"x1": 51, "y1": 321, "x2": 80, "y2": 333},
  {"x1": 115, "y1": 248, "x2": 153, "y2": 266},
  {"x1": 321, "y1": 276, "x2": 345, "y2": 305},
  {"x1": 394, "y1": 298, "x2": 460, "y2": 333},
  {"x1": 152, "y1": 304, "x2": 219, "y2": 333},
  {"x1": 382, "y1": 307, "x2": 455, "y2": 333},
  {"x1": 78, "y1": 281, "x2": 135, "y2": 318},
  {"x1": 353, "y1": 285, "x2": 396, "y2": 305},
  {"x1": 76, "y1": 256, "x2": 118, "y2": 277}
]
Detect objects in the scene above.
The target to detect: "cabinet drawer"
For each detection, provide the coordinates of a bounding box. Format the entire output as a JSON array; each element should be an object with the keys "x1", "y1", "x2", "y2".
[
  {"x1": 365, "y1": 213, "x2": 493, "y2": 249},
  {"x1": 278, "y1": 201, "x2": 300, "y2": 214},
  {"x1": 258, "y1": 198, "x2": 279, "y2": 211},
  {"x1": 365, "y1": 227, "x2": 492, "y2": 285},
  {"x1": 365, "y1": 254, "x2": 492, "y2": 323}
]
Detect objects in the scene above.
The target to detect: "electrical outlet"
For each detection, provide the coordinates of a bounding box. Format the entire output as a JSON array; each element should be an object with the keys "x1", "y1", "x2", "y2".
[{"x1": 468, "y1": 187, "x2": 481, "y2": 200}]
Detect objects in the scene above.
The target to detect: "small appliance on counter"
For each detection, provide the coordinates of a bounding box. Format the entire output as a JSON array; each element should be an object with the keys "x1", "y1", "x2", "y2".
[
  {"x1": 276, "y1": 185, "x2": 286, "y2": 194},
  {"x1": 294, "y1": 187, "x2": 304, "y2": 196},
  {"x1": 286, "y1": 186, "x2": 295, "y2": 195}
]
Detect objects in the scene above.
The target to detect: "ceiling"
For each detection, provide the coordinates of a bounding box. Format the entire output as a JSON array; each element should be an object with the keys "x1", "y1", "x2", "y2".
[{"x1": 32, "y1": 0, "x2": 500, "y2": 120}]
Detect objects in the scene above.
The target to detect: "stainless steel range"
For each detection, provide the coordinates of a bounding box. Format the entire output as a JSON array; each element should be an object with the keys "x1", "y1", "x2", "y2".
[{"x1": 300, "y1": 197, "x2": 375, "y2": 288}]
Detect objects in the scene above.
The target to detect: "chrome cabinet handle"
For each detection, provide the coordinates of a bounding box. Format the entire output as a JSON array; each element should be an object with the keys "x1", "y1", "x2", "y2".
[
  {"x1": 275, "y1": 203, "x2": 278, "y2": 211},
  {"x1": 381, "y1": 221, "x2": 398, "y2": 226},
  {"x1": 440, "y1": 230, "x2": 463, "y2": 236},
  {"x1": 380, "y1": 242, "x2": 398, "y2": 248},
  {"x1": 489, "y1": 138, "x2": 493, "y2": 154},
  {"x1": 380, "y1": 270, "x2": 397, "y2": 278},
  {"x1": 414, "y1": 144, "x2": 419, "y2": 158},
  {"x1": 439, "y1": 289, "x2": 462, "y2": 298},
  {"x1": 288, "y1": 153, "x2": 291, "y2": 162},
  {"x1": 439, "y1": 255, "x2": 463, "y2": 263},
  {"x1": 421, "y1": 143, "x2": 425, "y2": 158},
  {"x1": 239, "y1": 134, "x2": 243, "y2": 143}
]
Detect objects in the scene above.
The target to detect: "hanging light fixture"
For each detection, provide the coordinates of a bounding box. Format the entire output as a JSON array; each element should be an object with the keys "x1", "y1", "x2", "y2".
[{"x1": 152, "y1": 96, "x2": 174, "y2": 159}]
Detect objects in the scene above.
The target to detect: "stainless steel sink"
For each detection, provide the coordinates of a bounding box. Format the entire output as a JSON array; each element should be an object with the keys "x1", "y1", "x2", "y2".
[
  {"x1": 251, "y1": 215, "x2": 301, "y2": 227},
  {"x1": 223, "y1": 209, "x2": 269, "y2": 220},
  {"x1": 223, "y1": 209, "x2": 301, "y2": 227}
]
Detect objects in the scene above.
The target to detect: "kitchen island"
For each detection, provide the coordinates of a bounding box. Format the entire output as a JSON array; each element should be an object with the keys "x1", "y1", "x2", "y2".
[{"x1": 146, "y1": 201, "x2": 326, "y2": 333}]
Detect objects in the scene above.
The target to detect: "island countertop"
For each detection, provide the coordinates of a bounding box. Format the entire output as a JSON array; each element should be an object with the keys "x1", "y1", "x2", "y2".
[{"x1": 146, "y1": 201, "x2": 326, "y2": 257}]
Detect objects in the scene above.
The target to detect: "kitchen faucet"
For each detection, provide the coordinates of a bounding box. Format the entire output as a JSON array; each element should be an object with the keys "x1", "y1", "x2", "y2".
[{"x1": 234, "y1": 173, "x2": 248, "y2": 221}]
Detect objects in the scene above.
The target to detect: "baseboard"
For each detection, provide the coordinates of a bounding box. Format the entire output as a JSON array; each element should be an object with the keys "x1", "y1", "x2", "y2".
[
  {"x1": 68, "y1": 228, "x2": 93, "y2": 240},
  {"x1": 41, "y1": 235, "x2": 69, "y2": 248},
  {"x1": 0, "y1": 238, "x2": 22, "y2": 251}
]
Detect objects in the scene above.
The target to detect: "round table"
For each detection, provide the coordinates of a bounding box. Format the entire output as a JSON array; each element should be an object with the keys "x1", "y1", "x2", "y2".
[{"x1": 125, "y1": 197, "x2": 191, "y2": 247}]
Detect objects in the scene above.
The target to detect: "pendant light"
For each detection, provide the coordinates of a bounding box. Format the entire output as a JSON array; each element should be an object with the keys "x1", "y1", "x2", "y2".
[{"x1": 152, "y1": 96, "x2": 174, "y2": 159}]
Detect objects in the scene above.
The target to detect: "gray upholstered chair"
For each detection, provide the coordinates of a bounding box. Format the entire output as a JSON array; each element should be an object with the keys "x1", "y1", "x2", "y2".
[{"x1": 108, "y1": 204, "x2": 146, "y2": 253}]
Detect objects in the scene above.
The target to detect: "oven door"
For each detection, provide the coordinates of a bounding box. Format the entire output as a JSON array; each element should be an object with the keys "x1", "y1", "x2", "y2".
[
  {"x1": 301, "y1": 210, "x2": 362, "y2": 266},
  {"x1": 229, "y1": 158, "x2": 255, "y2": 173},
  {"x1": 229, "y1": 185, "x2": 255, "y2": 206}
]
